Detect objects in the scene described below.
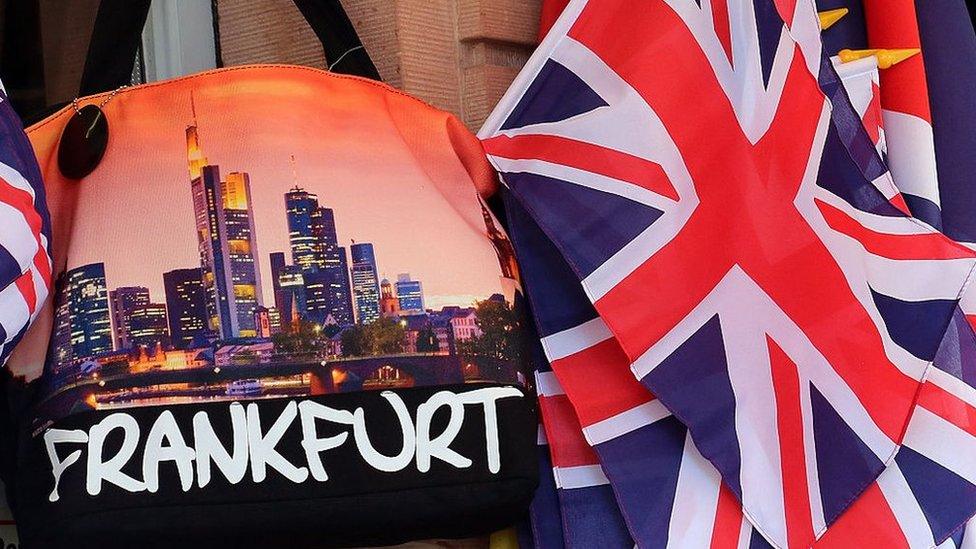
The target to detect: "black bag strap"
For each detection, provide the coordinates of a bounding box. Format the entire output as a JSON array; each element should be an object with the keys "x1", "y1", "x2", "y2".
[
  {"x1": 79, "y1": 0, "x2": 152, "y2": 96},
  {"x1": 291, "y1": 0, "x2": 381, "y2": 80},
  {"x1": 79, "y1": 0, "x2": 379, "y2": 97}
]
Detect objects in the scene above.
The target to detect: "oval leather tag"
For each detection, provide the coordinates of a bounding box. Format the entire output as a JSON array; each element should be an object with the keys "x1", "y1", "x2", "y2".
[{"x1": 58, "y1": 104, "x2": 108, "y2": 180}]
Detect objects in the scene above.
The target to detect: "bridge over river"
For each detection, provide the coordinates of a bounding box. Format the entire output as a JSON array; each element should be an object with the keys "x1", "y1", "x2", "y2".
[{"x1": 34, "y1": 353, "x2": 489, "y2": 423}]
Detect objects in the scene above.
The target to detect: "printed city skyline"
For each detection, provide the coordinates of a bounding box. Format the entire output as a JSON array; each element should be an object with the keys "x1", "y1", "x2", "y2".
[
  {"x1": 57, "y1": 85, "x2": 506, "y2": 314},
  {"x1": 47, "y1": 89, "x2": 520, "y2": 364},
  {"x1": 53, "y1": 175, "x2": 467, "y2": 359},
  {"x1": 19, "y1": 68, "x2": 527, "y2": 427}
]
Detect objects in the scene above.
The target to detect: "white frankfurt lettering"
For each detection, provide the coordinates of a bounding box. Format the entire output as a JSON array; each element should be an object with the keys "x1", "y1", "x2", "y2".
[{"x1": 42, "y1": 389, "x2": 523, "y2": 500}]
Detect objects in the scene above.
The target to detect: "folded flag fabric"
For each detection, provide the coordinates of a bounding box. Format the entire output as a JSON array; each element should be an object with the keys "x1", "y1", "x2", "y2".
[
  {"x1": 524, "y1": 339, "x2": 566, "y2": 549},
  {"x1": 507, "y1": 189, "x2": 774, "y2": 548},
  {"x1": 912, "y1": 0, "x2": 976, "y2": 243},
  {"x1": 536, "y1": 370, "x2": 632, "y2": 548},
  {"x1": 0, "y1": 87, "x2": 52, "y2": 365},
  {"x1": 859, "y1": 0, "x2": 943, "y2": 229},
  {"x1": 507, "y1": 137, "x2": 976, "y2": 548},
  {"x1": 481, "y1": 0, "x2": 976, "y2": 546},
  {"x1": 530, "y1": 328, "x2": 629, "y2": 549},
  {"x1": 526, "y1": 417, "x2": 565, "y2": 549},
  {"x1": 886, "y1": 1, "x2": 976, "y2": 322},
  {"x1": 820, "y1": 0, "x2": 976, "y2": 245},
  {"x1": 512, "y1": 173, "x2": 976, "y2": 548},
  {"x1": 824, "y1": 3, "x2": 976, "y2": 545}
]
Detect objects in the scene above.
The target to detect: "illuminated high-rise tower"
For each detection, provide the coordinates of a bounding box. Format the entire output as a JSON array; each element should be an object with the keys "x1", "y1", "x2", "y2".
[
  {"x1": 50, "y1": 273, "x2": 73, "y2": 374},
  {"x1": 395, "y1": 273, "x2": 424, "y2": 313},
  {"x1": 67, "y1": 263, "x2": 112, "y2": 359},
  {"x1": 285, "y1": 185, "x2": 320, "y2": 272},
  {"x1": 186, "y1": 93, "x2": 263, "y2": 338},
  {"x1": 311, "y1": 206, "x2": 353, "y2": 325},
  {"x1": 284, "y1": 159, "x2": 354, "y2": 326},
  {"x1": 222, "y1": 172, "x2": 263, "y2": 335},
  {"x1": 350, "y1": 242, "x2": 380, "y2": 324},
  {"x1": 127, "y1": 304, "x2": 171, "y2": 349},
  {"x1": 186, "y1": 103, "x2": 208, "y2": 180},
  {"x1": 163, "y1": 268, "x2": 209, "y2": 349},
  {"x1": 109, "y1": 286, "x2": 150, "y2": 350}
]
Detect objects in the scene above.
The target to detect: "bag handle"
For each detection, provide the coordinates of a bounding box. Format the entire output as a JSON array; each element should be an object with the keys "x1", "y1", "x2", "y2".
[
  {"x1": 291, "y1": 0, "x2": 380, "y2": 80},
  {"x1": 79, "y1": 0, "x2": 379, "y2": 97},
  {"x1": 79, "y1": 0, "x2": 152, "y2": 97}
]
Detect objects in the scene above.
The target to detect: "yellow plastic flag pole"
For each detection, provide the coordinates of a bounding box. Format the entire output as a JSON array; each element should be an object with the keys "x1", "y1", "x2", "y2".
[
  {"x1": 837, "y1": 48, "x2": 921, "y2": 69},
  {"x1": 819, "y1": 8, "x2": 849, "y2": 30}
]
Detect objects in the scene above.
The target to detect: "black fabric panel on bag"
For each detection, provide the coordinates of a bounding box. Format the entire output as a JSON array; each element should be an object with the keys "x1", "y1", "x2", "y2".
[
  {"x1": 79, "y1": 0, "x2": 379, "y2": 97},
  {"x1": 79, "y1": 0, "x2": 152, "y2": 96},
  {"x1": 291, "y1": 0, "x2": 381, "y2": 80},
  {"x1": 14, "y1": 383, "x2": 537, "y2": 549}
]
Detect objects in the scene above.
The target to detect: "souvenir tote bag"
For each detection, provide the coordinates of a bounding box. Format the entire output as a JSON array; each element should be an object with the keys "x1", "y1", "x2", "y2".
[{"x1": 2, "y1": 7, "x2": 537, "y2": 548}]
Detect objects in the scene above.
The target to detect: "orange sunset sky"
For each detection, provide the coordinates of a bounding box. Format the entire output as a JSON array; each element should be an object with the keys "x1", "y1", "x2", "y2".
[{"x1": 43, "y1": 67, "x2": 505, "y2": 310}]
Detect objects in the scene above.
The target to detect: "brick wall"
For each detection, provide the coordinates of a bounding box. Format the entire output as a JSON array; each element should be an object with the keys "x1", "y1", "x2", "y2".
[
  {"x1": 217, "y1": 0, "x2": 541, "y2": 131},
  {"x1": 217, "y1": 0, "x2": 327, "y2": 68}
]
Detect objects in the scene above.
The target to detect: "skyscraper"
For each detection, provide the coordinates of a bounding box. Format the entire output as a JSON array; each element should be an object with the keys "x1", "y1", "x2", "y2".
[
  {"x1": 222, "y1": 172, "x2": 263, "y2": 336},
  {"x1": 163, "y1": 268, "x2": 209, "y2": 349},
  {"x1": 334, "y1": 246, "x2": 354, "y2": 325},
  {"x1": 270, "y1": 251, "x2": 286, "y2": 310},
  {"x1": 285, "y1": 186, "x2": 320, "y2": 272},
  {"x1": 303, "y1": 270, "x2": 331, "y2": 324},
  {"x1": 50, "y1": 274, "x2": 74, "y2": 374},
  {"x1": 127, "y1": 304, "x2": 170, "y2": 349},
  {"x1": 67, "y1": 263, "x2": 112, "y2": 359},
  {"x1": 190, "y1": 161, "x2": 233, "y2": 338},
  {"x1": 109, "y1": 286, "x2": 150, "y2": 350},
  {"x1": 266, "y1": 307, "x2": 283, "y2": 335},
  {"x1": 350, "y1": 242, "x2": 380, "y2": 324},
  {"x1": 284, "y1": 186, "x2": 354, "y2": 325},
  {"x1": 187, "y1": 97, "x2": 263, "y2": 339},
  {"x1": 395, "y1": 273, "x2": 424, "y2": 313},
  {"x1": 278, "y1": 265, "x2": 307, "y2": 330},
  {"x1": 312, "y1": 207, "x2": 354, "y2": 325}
]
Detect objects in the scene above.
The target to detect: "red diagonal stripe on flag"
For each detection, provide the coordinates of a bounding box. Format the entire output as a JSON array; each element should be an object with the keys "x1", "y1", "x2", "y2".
[
  {"x1": 483, "y1": 134, "x2": 679, "y2": 201},
  {"x1": 13, "y1": 270, "x2": 36, "y2": 314},
  {"x1": 816, "y1": 199, "x2": 976, "y2": 260},
  {"x1": 918, "y1": 381, "x2": 976, "y2": 438},
  {"x1": 769, "y1": 337, "x2": 816, "y2": 548},
  {"x1": 710, "y1": 483, "x2": 746, "y2": 548},
  {"x1": 711, "y1": 0, "x2": 733, "y2": 65},
  {"x1": 0, "y1": 175, "x2": 42, "y2": 242},
  {"x1": 540, "y1": 394, "x2": 601, "y2": 468},
  {"x1": 550, "y1": 336, "x2": 654, "y2": 426},
  {"x1": 814, "y1": 483, "x2": 909, "y2": 548},
  {"x1": 773, "y1": 0, "x2": 797, "y2": 26}
]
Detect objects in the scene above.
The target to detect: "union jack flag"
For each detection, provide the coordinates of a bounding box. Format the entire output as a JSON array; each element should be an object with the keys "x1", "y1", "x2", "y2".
[
  {"x1": 0, "y1": 85, "x2": 52, "y2": 365},
  {"x1": 481, "y1": 0, "x2": 976, "y2": 546}
]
